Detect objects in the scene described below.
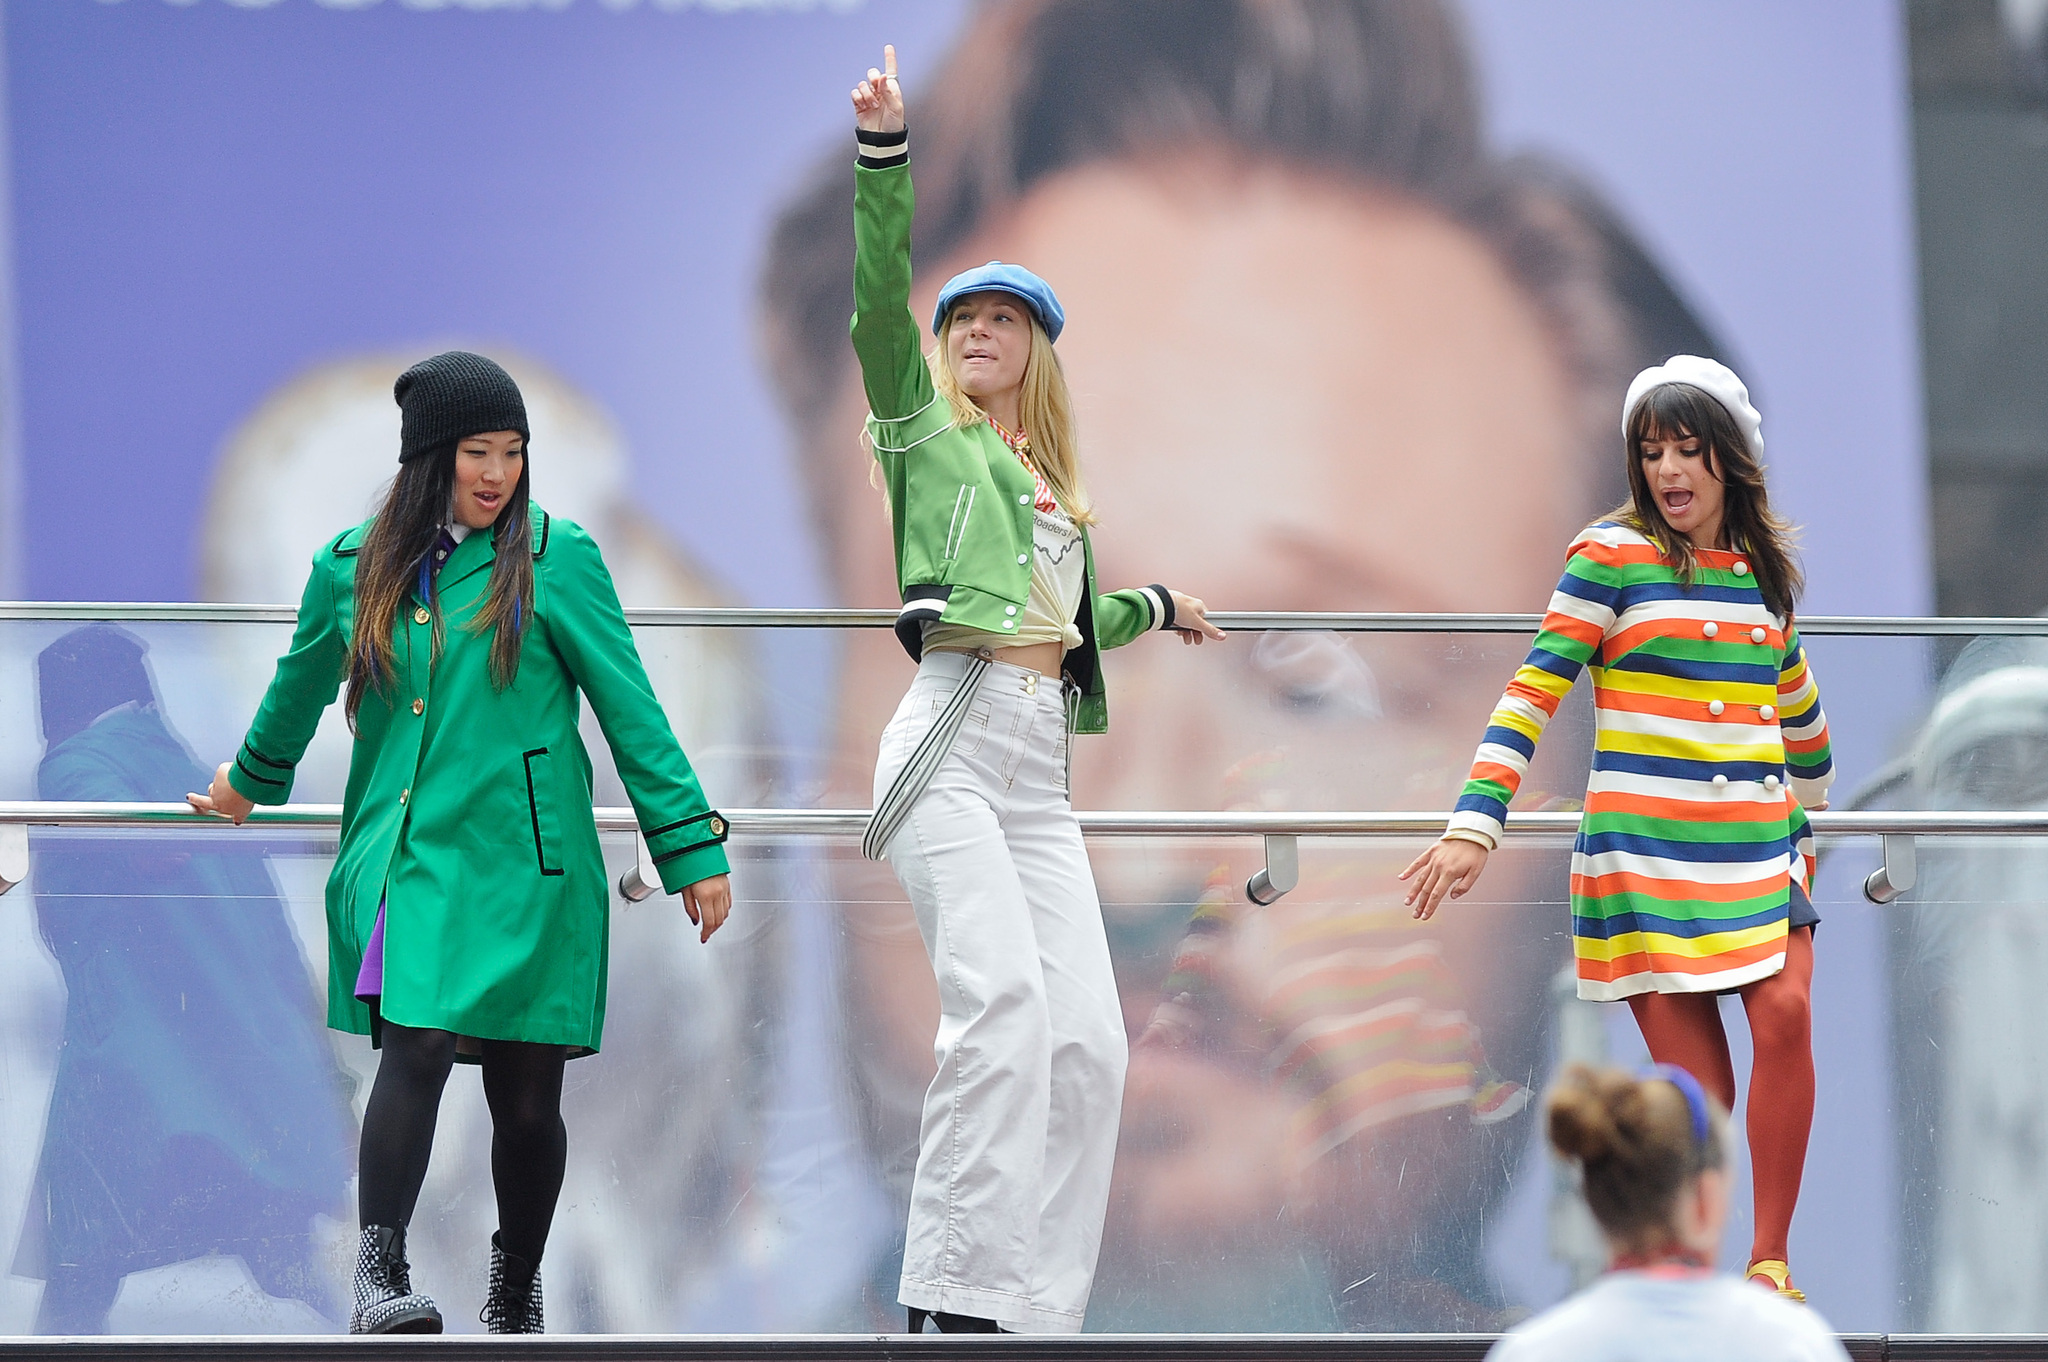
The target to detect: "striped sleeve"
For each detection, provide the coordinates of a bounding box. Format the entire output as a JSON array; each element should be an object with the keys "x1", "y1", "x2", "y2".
[
  {"x1": 1777, "y1": 621, "x2": 1834, "y2": 807},
  {"x1": 1444, "y1": 541, "x2": 1622, "y2": 847}
]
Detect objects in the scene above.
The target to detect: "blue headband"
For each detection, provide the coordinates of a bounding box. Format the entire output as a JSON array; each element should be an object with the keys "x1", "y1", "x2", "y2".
[{"x1": 1639, "y1": 1063, "x2": 1712, "y2": 1150}]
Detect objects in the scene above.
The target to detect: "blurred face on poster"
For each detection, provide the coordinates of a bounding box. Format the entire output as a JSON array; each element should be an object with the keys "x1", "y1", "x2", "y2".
[{"x1": 766, "y1": 0, "x2": 1720, "y2": 1328}]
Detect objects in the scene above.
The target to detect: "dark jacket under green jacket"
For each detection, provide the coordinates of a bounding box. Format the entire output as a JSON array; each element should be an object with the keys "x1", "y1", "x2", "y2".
[{"x1": 228, "y1": 505, "x2": 729, "y2": 1055}]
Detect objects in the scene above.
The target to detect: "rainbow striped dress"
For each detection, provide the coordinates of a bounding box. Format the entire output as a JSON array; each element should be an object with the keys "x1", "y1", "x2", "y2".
[{"x1": 1448, "y1": 522, "x2": 1834, "y2": 1001}]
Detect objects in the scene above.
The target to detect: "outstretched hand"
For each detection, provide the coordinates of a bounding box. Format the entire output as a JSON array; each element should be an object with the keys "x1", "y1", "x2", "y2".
[
  {"x1": 1398, "y1": 837, "x2": 1490, "y2": 920},
  {"x1": 852, "y1": 44, "x2": 906, "y2": 134},
  {"x1": 1172, "y1": 591, "x2": 1226, "y2": 645},
  {"x1": 185, "y1": 761, "x2": 255, "y2": 826},
  {"x1": 680, "y1": 872, "x2": 732, "y2": 944}
]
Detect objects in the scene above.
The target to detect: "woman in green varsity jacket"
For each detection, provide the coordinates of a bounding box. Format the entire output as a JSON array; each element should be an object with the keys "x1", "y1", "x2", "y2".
[
  {"x1": 186, "y1": 352, "x2": 730, "y2": 1337},
  {"x1": 848, "y1": 46, "x2": 1223, "y2": 1336}
]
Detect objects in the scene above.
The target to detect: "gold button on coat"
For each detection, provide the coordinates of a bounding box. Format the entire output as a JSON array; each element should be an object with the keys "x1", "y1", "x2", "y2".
[
  {"x1": 412, "y1": 699, "x2": 425, "y2": 716},
  {"x1": 399, "y1": 788, "x2": 409, "y2": 804},
  {"x1": 414, "y1": 607, "x2": 430, "y2": 625},
  {"x1": 709, "y1": 816, "x2": 726, "y2": 837}
]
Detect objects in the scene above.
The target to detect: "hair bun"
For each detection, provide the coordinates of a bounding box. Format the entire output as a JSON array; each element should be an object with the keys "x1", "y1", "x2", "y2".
[{"x1": 1546, "y1": 1063, "x2": 1635, "y2": 1164}]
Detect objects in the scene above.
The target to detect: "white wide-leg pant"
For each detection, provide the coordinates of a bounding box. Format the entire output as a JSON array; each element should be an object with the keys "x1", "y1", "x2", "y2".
[{"x1": 875, "y1": 650, "x2": 1129, "y2": 1335}]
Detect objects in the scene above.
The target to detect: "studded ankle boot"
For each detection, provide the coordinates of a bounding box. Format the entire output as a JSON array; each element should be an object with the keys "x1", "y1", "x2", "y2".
[
  {"x1": 480, "y1": 1232, "x2": 544, "y2": 1335},
  {"x1": 349, "y1": 1224, "x2": 441, "y2": 1335}
]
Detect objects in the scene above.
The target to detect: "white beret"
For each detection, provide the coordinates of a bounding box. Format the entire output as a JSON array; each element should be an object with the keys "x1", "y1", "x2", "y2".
[{"x1": 1622, "y1": 355, "x2": 1763, "y2": 459}]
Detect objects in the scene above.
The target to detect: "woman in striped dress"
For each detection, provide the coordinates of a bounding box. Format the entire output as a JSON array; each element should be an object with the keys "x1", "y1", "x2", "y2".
[{"x1": 1399, "y1": 356, "x2": 1833, "y2": 1301}]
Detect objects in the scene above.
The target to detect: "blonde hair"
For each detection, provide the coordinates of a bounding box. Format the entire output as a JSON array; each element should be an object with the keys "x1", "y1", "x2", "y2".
[{"x1": 929, "y1": 310, "x2": 1096, "y2": 525}]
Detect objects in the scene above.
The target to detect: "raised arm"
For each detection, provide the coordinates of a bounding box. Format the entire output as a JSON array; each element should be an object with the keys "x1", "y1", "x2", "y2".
[
  {"x1": 542, "y1": 521, "x2": 731, "y2": 937},
  {"x1": 1401, "y1": 538, "x2": 1621, "y2": 918},
  {"x1": 190, "y1": 548, "x2": 349, "y2": 822},
  {"x1": 849, "y1": 44, "x2": 934, "y2": 424}
]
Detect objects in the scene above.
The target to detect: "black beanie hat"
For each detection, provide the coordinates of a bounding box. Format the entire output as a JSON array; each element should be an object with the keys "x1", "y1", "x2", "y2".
[
  {"x1": 393, "y1": 351, "x2": 530, "y2": 463},
  {"x1": 38, "y1": 624, "x2": 156, "y2": 750}
]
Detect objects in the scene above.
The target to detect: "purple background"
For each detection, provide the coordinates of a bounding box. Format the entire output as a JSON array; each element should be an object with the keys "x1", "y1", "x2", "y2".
[{"x1": 0, "y1": 0, "x2": 1926, "y2": 1331}]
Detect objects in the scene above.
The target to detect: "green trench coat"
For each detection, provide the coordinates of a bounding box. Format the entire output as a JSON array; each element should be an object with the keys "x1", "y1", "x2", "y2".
[{"x1": 228, "y1": 506, "x2": 730, "y2": 1056}]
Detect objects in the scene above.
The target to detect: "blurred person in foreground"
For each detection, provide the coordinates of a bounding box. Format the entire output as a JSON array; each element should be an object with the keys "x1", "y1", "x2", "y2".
[
  {"x1": 765, "y1": 0, "x2": 1728, "y2": 1329},
  {"x1": 19, "y1": 625, "x2": 354, "y2": 1333},
  {"x1": 1486, "y1": 1064, "x2": 1848, "y2": 1361},
  {"x1": 1405, "y1": 359, "x2": 1834, "y2": 1302},
  {"x1": 187, "y1": 352, "x2": 733, "y2": 1334}
]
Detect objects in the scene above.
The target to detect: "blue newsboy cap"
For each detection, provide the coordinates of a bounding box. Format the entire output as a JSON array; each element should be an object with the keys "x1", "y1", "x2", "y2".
[{"x1": 931, "y1": 261, "x2": 1066, "y2": 343}]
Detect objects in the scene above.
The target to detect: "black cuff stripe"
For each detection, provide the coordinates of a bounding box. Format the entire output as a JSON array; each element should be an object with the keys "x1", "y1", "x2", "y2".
[
  {"x1": 857, "y1": 150, "x2": 909, "y2": 170},
  {"x1": 651, "y1": 833, "x2": 729, "y2": 865},
  {"x1": 234, "y1": 756, "x2": 286, "y2": 788},
  {"x1": 241, "y1": 740, "x2": 294, "y2": 771},
  {"x1": 1147, "y1": 584, "x2": 1176, "y2": 631},
  {"x1": 645, "y1": 810, "x2": 720, "y2": 840},
  {"x1": 855, "y1": 127, "x2": 908, "y2": 146}
]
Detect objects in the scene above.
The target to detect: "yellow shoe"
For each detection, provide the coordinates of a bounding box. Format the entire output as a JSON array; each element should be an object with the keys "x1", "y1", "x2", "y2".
[{"x1": 1746, "y1": 1259, "x2": 1807, "y2": 1303}]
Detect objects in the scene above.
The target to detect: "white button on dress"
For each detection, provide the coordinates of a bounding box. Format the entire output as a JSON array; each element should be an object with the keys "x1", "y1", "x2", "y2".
[
  {"x1": 1764, "y1": 774, "x2": 1782, "y2": 790},
  {"x1": 1760, "y1": 705, "x2": 1776, "y2": 720},
  {"x1": 1751, "y1": 626, "x2": 1767, "y2": 643},
  {"x1": 1734, "y1": 561, "x2": 1749, "y2": 575},
  {"x1": 1703, "y1": 621, "x2": 1719, "y2": 638},
  {"x1": 1708, "y1": 700, "x2": 1725, "y2": 716},
  {"x1": 1711, "y1": 774, "x2": 1729, "y2": 788}
]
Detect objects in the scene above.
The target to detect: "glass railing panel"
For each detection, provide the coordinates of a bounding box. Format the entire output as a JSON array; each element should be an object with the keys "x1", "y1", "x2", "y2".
[
  {"x1": 21, "y1": 821, "x2": 2045, "y2": 1333},
  {"x1": 9, "y1": 611, "x2": 2048, "y2": 1334},
  {"x1": 0, "y1": 613, "x2": 1960, "y2": 818}
]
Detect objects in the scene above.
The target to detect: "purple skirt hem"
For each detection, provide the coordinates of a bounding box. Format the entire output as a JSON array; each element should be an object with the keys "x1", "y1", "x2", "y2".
[{"x1": 353, "y1": 901, "x2": 385, "y2": 1002}]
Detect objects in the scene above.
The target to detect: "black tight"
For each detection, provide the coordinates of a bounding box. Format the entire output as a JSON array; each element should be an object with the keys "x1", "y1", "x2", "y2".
[
  {"x1": 480, "y1": 1036, "x2": 568, "y2": 1264},
  {"x1": 357, "y1": 1021, "x2": 568, "y2": 1265}
]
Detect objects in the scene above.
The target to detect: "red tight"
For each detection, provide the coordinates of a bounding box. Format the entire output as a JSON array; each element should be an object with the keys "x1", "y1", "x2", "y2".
[{"x1": 1625, "y1": 927, "x2": 1814, "y2": 1268}]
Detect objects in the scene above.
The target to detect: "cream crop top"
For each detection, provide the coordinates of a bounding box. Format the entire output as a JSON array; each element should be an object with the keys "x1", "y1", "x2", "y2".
[{"x1": 924, "y1": 505, "x2": 1086, "y2": 653}]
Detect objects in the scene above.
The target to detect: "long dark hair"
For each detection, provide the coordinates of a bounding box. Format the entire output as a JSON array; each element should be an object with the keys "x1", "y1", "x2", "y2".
[
  {"x1": 345, "y1": 440, "x2": 534, "y2": 729},
  {"x1": 1615, "y1": 382, "x2": 1803, "y2": 618}
]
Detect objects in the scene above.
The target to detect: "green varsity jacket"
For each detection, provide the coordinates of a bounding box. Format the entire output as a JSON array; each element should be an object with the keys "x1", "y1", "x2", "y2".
[{"x1": 851, "y1": 157, "x2": 1176, "y2": 734}]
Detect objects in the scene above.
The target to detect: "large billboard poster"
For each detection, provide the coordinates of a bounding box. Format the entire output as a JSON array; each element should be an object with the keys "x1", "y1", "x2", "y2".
[{"x1": 0, "y1": 0, "x2": 1930, "y2": 1338}]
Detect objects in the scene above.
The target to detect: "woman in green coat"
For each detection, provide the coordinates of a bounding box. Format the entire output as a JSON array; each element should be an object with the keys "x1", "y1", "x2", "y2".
[{"x1": 188, "y1": 351, "x2": 732, "y2": 1336}]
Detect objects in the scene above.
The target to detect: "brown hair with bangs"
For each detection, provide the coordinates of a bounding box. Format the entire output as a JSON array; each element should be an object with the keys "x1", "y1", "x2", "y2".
[
  {"x1": 345, "y1": 438, "x2": 534, "y2": 730},
  {"x1": 1615, "y1": 382, "x2": 1803, "y2": 618}
]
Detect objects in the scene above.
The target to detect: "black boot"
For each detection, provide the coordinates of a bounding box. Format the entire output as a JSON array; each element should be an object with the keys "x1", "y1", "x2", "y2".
[
  {"x1": 349, "y1": 1225, "x2": 441, "y2": 1335},
  {"x1": 481, "y1": 1232, "x2": 544, "y2": 1335},
  {"x1": 907, "y1": 1307, "x2": 1003, "y2": 1333}
]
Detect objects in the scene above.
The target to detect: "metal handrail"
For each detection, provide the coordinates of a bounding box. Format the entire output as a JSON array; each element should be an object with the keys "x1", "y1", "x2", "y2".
[
  {"x1": 3, "y1": 802, "x2": 2045, "y2": 837},
  {"x1": 0, "y1": 602, "x2": 2040, "y2": 635},
  {"x1": 0, "y1": 803, "x2": 2016, "y2": 904}
]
